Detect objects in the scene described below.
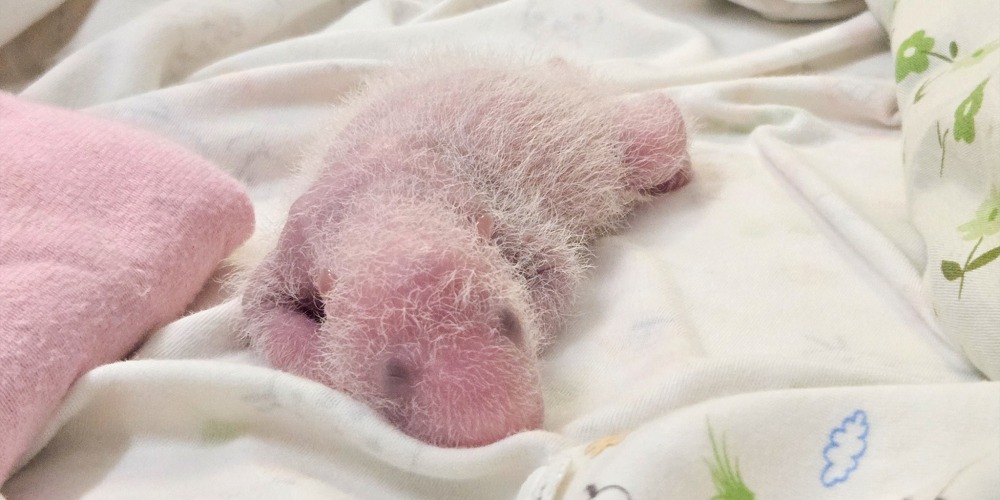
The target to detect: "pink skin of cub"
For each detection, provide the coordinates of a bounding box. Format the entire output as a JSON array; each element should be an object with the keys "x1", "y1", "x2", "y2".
[
  {"x1": 240, "y1": 59, "x2": 691, "y2": 448},
  {"x1": 247, "y1": 196, "x2": 543, "y2": 445}
]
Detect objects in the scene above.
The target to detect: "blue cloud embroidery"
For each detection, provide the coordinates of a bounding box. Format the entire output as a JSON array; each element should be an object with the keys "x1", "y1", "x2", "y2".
[{"x1": 821, "y1": 409, "x2": 869, "y2": 487}]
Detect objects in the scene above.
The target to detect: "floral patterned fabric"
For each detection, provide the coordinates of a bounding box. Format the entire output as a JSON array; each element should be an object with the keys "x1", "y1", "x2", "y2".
[{"x1": 870, "y1": 0, "x2": 1000, "y2": 379}]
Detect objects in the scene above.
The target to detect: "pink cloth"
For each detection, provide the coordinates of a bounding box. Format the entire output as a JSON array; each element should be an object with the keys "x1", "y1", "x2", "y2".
[{"x1": 0, "y1": 92, "x2": 254, "y2": 479}]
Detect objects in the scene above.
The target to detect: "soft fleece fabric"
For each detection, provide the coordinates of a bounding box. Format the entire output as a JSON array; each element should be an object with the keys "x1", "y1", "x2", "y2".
[{"x1": 0, "y1": 92, "x2": 254, "y2": 479}]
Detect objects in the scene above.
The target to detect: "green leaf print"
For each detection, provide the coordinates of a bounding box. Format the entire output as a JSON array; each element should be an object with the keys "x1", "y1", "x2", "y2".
[
  {"x1": 911, "y1": 39, "x2": 997, "y2": 104},
  {"x1": 957, "y1": 187, "x2": 1000, "y2": 240},
  {"x1": 896, "y1": 30, "x2": 937, "y2": 82},
  {"x1": 941, "y1": 260, "x2": 964, "y2": 281},
  {"x1": 967, "y1": 246, "x2": 1000, "y2": 272},
  {"x1": 952, "y1": 38, "x2": 1000, "y2": 70},
  {"x1": 954, "y1": 79, "x2": 989, "y2": 144},
  {"x1": 944, "y1": 191, "x2": 1000, "y2": 298}
]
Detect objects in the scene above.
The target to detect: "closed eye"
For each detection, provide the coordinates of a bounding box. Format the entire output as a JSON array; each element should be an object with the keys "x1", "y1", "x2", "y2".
[
  {"x1": 292, "y1": 293, "x2": 325, "y2": 323},
  {"x1": 497, "y1": 308, "x2": 523, "y2": 347}
]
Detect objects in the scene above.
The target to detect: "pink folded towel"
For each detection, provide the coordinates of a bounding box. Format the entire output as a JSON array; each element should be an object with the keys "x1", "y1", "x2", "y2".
[{"x1": 0, "y1": 93, "x2": 254, "y2": 479}]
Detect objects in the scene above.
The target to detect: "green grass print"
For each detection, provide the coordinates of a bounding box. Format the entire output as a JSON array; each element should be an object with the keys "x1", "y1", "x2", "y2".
[{"x1": 705, "y1": 424, "x2": 755, "y2": 500}]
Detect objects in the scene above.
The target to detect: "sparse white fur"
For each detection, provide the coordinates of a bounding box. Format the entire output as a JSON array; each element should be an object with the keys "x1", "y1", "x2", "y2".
[{"x1": 228, "y1": 53, "x2": 690, "y2": 447}]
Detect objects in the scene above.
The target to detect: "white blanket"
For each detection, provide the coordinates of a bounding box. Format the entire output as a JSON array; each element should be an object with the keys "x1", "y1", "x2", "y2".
[{"x1": 2, "y1": 1, "x2": 997, "y2": 498}]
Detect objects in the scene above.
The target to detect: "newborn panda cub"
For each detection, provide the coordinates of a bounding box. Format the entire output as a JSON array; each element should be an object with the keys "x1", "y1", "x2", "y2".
[{"x1": 239, "y1": 57, "x2": 691, "y2": 447}]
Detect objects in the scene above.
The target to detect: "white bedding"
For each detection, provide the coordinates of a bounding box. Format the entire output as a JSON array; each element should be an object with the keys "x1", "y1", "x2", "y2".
[{"x1": 2, "y1": 1, "x2": 998, "y2": 498}]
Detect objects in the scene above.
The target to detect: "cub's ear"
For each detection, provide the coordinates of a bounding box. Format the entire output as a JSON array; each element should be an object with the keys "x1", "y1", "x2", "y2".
[
  {"x1": 473, "y1": 212, "x2": 495, "y2": 240},
  {"x1": 317, "y1": 268, "x2": 337, "y2": 296},
  {"x1": 616, "y1": 93, "x2": 692, "y2": 195},
  {"x1": 459, "y1": 194, "x2": 495, "y2": 240}
]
